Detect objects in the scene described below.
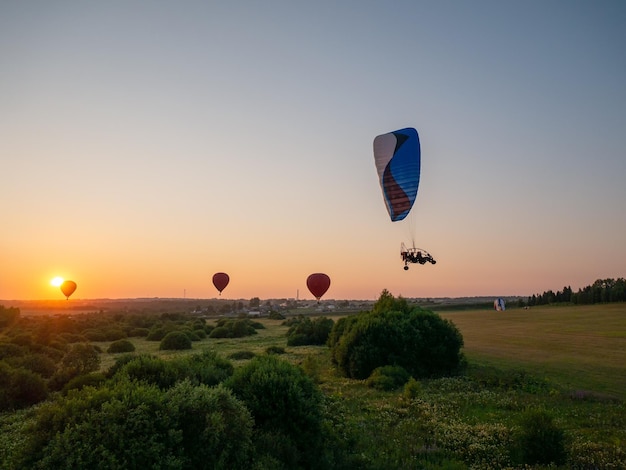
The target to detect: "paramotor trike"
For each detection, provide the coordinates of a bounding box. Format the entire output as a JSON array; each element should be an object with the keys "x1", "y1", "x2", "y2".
[{"x1": 400, "y1": 242, "x2": 436, "y2": 270}]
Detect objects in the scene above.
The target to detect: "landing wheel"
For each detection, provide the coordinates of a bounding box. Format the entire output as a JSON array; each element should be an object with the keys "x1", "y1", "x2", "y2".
[{"x1": 403, "y1": 266, "x2": 409, "y2": 271}]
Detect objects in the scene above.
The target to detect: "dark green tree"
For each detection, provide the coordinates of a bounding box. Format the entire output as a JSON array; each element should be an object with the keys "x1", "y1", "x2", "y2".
[
  {"x1": 159, "y1": 331, "x2": 192, "y2": 351},
  {"x1": 329, "y1": 291, "x2": 464, "y2": 379},
  {"x1": 225, "y1": 355, "x2": 326, "y2": 469}
]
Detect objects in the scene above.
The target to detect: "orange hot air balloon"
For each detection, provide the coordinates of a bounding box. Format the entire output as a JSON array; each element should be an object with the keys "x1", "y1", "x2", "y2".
[
  {"x1": 60, "y1": 280, "x2": 77, "y2": 299},
  {"x1": 212, "y1": 272, "x2": 230, "y2": 295},
  {"x1": 306, "y1": 273, "x2": 330, "y2": 301}
]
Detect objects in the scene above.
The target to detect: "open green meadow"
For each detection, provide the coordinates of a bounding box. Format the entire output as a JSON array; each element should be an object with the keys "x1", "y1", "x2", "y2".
[
  {"x1": 440, "y1": 303, "x2": 626, "y2": 399},
  {"x1": 92, "y1": 303, "x2": 626, "y2": 400}
]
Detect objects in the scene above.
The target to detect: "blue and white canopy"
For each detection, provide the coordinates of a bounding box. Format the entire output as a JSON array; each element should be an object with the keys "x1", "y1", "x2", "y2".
[{"x1": 373, "y1": 127, "x2": 421, "y2": 222}]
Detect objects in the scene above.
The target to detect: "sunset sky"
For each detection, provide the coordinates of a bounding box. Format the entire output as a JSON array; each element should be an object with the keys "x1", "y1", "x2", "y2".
[{"x1": 2, "y1": 1, "x2": 625, "y2": 301}]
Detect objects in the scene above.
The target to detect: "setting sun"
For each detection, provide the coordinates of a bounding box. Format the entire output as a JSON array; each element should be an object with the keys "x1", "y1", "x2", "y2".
[{"x1": 50, "y1": 276, "x2": 64, "y2": 287}]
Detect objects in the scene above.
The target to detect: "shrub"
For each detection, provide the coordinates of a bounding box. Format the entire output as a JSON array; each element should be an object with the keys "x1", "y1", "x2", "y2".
[
  {"x1": 113, "y1": 355, "x2": 179, "y2": 389},
  {"x1": 102, "y1": 328, "x2": 126, "y2": 341},
  {"x1": 286, "y1": 316, "x2": 334, "y2": 346},
  {"x1": 211, "y1": 319, "x2": 258, "y2": 338},
  {"x1": 517, "y1": 409, "x2": 566, "y2": 466},
  {"x1": 10, "y1": 333, "x2": 33, "y2": 347},
  {"x1": 0, "y1": 342, "x2": 25, "y2": 360},
  {"x1": 286, "y1": 333, "x2": 309, "y2": 346},
  {"x1": 10, "y1": 353, "x2": 56, "y2": 378},
  {"x1": 209, "y1": 326, "x2": 231, "y2": 338},
  {"x1": 266, "y1": 346, "x2": 285, "y2": 355},
  {"x1": 105, "y1": 353, "x2": 137, "y2": 378},
  {"x1": 62, "y1": 372, "x2": 106, "y2": 394},
  {"x1": 159, "y1": 331, "x2": 192, "y2": 351},
  {"x1": 60, "y1": 343, "x2": 101, "y2": 376},
  {"x1": 403, "y1": 377, "x2": 422, "y2": 399},
  {"x1": 16, "y1": 380, "x2": 255, "y2": 470},
  {"x1": 82, "y1": 329, "x2": 107, "y2": 342},
  {"x1": 225, "y1": 355, "x2": 326, "y2": 469},
  {"x1": 164, "y1": 381, "x2": 254, "y2": 469},
  {"x1": 329, "y1": 292, "x2": 464, "y2": 379},
  {"x1": 248, "y1": 320, "x2": 265, "y2": 329},
  {"x1": 1, "y1": 362, "x2": 48, "y2": 410},
  {"x1": 17, "y1": 381, "x2": 178, "y2": 468},
  {"x1": 300, "y1": 355, "x2": 321, "y2": 383},
  {"x1": 183, "y1": 330, "x2": 201, "y2": 342},
  {"x1": 107, "y1": 339, "x2": 136, "y2": 354},
  {"x1": 366, "y1": 365, "x2": 411, "y2": 391},
  {"x1": 228, "y1": 350, "x2": 256, "y2": 360},
  {"x1": 127, "y1": 327, "x2": 149, "y2": 337},
  {"x1": 170, "y1": 350, "x2": 234, "y2": 386},
  {"x1": 232, "y1": 319, "x2": 255, "y2": 338},
  {"x1": 146, "y1": 324, "x2": 176, "y2": 341},
  {"x1": 191, "y1": 328, "x2": 206, "y2": 339}
]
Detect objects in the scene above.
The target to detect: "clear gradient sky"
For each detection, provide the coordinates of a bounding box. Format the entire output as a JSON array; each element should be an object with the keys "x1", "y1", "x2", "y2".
[{"x1": 2, "y1": 1, "x2": 625, "y2": 301}]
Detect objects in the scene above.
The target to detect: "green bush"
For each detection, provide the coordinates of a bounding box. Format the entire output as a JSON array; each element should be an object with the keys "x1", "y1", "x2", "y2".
[
  {"x1": 211, "y1": 319, "x2": 258, "y2": 338},
  {"x1": 113, "y1": 354, "x2": 179, "y2": 389},
  {"x1": 107, "y1": 339, "x2": 136, "y2": 354},
  {"x1": 209, "y1": 326, "x2": 230, "y2": 338},
  {"x1": 159, "y1": 331, "x2": 192, "y2": 351},
  {"x1": 10, "y1": 353, "x2": 56, "y2": 378},
  {"x1": 15, "y1": 379, "x2": 254, "y2": 469},
  {"x1": 228, "y1": 350, "x2": 256, "y2": 360},
  {"x1": 403, "y1": 377, "x2": 422, "y2": 399},
  {"x1": 146, "y1": 324, "x2": 176, "y2": 341},
  {"x1": 265, "y1": 346, "x2": 285, "y2": 355},
  {"x1": 82, "y1": 329, "x2": 107, "y2": 342},
  {"x1": 329, "y1": 291, "x2": 464, "y2": 379},
  {"x1": 170, "y1": 350, "x2": 234, "y2": 386},
  {"x1": 0, "y1": 365, "x2": 48, "y2": 410},
  {"x1": 366, "y1": 365, "x2": 411, "y2": 391},
  {"x1": 99, "y1": 328, "x2": 126, "y2": 341},
  {"x1": 0, "y1": 342, "x2": 25, "y2": 360},
  {"x1": 48, "y1": 343, "x2": 101, "y2": 392},
  {"x1": 286, "y1": 333, "x2": 309, "y2": 346},
  {"x1": 517, "y1": 409, "x2": 566, "y2": 465},
  {"x1": 225, "y1": 355, "x2": 326, "y2": 469},
  {"x1": 62, "y1": 372, "x2": 106, "y2": 394},
  {"x1": 164, "y1": 381, "x2": 254, "y2": 469},
  {"x1": 286, "y1": 316, "x2": 335, "y2": 346},
  {"x1": 127, "y1": 327, "x2": 149, "y2": 337},
  {"x1": 192, "y1": 328, "x2": 206, "y2": 339}
]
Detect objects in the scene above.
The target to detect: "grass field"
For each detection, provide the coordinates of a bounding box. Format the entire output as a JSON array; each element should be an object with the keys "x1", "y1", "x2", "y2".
[
  {"x1": 440, "y1": 303, "x2": 626, "y2": 399},
  {"x1": 94, "y1": 303, "x2": 626, "y2": 400}
]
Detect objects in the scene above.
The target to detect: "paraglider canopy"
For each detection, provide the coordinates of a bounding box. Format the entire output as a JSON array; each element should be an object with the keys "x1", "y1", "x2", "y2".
[
  {"x1": 306, "y1": 273, "x2": 330, "y2": 302},
  {"x1": 60, "y1": 280, "x2": 77, "y2": 300},
  {"x1": 212, "y1": 272, "x2": 230, "y2": 295},
  {"x1": 373, "y1": 127, "x2": 421, "y2": 222}
]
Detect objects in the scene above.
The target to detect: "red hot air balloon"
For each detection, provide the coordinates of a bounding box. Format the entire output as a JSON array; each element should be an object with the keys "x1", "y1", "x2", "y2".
[
  {"x1": 60, "y1": 280, "x2": 77, "y2": 300},
  {"x1": 306, "y1": 273, "x2": 330, "y2": 302},
  {"x1": 212, "y1": 272, "x2": 230, "y2": 295}
]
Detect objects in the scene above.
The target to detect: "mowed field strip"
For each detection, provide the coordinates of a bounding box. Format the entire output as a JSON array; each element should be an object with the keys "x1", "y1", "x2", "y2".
[{"x1": 441, "y1": 303, "x2": 626, "y2": 398}]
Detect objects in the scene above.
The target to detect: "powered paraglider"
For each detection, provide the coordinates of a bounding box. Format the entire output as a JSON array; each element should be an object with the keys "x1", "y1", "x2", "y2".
[{"x1": 374, "y1": 127, "x2": 436, "y2": 270}]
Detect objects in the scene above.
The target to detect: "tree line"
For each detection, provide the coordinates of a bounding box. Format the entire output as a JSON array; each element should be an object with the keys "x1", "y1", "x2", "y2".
[{"x1": 524, "y1": 277, "x2": 626, "y2": 306}]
